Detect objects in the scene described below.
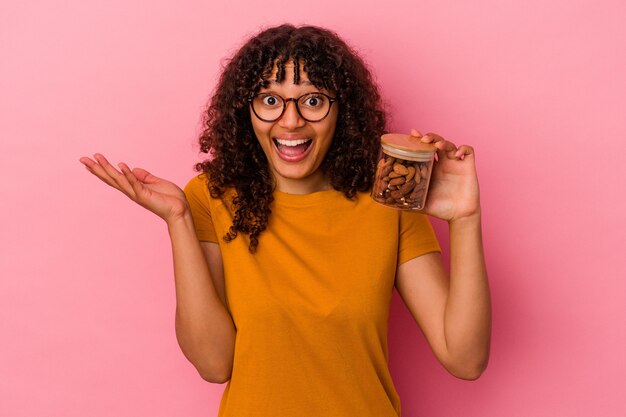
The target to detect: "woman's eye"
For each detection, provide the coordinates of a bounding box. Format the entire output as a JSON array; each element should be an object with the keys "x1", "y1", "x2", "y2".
[
  {"x1": 262, "y1": 95, "x2": 280, "y2": 106},
  {"x1": 303, "y1": 95, "x2": 324, "y2": 107}
]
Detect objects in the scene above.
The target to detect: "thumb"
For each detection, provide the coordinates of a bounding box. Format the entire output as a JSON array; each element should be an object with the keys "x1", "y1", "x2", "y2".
[
  {"x1": 132, "y1": 167, "x2": 160, "y2": 184},
  {"x1": 410, "y1": 128, "x2": 423, "y2": 138}
]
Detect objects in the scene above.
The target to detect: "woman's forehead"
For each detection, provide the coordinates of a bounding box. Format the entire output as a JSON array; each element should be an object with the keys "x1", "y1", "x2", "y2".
[
  {"x1": 267, "y1": 60, "x2": 309, "y2": 81},
  {"x1": 259, "y1": 58, "x2": 333, "y2": 94},
  {"x1": 265, "y1": 79, "x2": 314, "y2": 86}
]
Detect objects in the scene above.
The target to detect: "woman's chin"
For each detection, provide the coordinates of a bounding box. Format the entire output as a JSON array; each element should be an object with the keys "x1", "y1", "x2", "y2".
[
  {"x1": 273, "y1": 165, "x2": 316, "y2": 181},
  {"x1": 269, "y1": 162, "x2": 328, "y2": 192}
]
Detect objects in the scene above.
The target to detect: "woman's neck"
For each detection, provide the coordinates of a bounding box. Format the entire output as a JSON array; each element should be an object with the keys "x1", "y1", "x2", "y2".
[{"x1": 273, "y1": 171, "x2": 331, "y2": 195}]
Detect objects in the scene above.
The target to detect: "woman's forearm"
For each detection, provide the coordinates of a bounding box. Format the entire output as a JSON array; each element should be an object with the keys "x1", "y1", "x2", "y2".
[
  {"x1": 443, "y1": 212, "x2": 492, "y2": 378},
  {"x1": 168, "y1": 213, "x2": 236, "y2": 383}
]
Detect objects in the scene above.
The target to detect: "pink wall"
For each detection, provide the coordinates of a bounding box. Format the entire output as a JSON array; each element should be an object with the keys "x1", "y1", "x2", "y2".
[{"x1": 2, "y1": 0, "x2": 625, "y2": 416}]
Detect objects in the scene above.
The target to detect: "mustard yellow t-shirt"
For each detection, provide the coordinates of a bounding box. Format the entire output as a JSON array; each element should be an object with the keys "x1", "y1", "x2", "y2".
[{"x1": 184, "y1": 174, "x2": 441, "y2": 417}]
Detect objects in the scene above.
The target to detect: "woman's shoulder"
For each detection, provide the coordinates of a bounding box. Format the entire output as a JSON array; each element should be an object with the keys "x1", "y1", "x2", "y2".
[
  {"x1": 183, "y1": 173, "x2": 236, "y2": 210},
  {"x1": 184, "y1": 172, "x2": 207, "y2": 187},
  {"x1": 183, "y1": 173, "x2": 210, "y2": 198}
]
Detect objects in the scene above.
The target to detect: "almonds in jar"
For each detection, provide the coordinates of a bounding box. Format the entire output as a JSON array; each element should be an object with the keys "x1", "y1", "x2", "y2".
[{"x1": 371, "y1": 133, "x2": 436, "y2": 210}]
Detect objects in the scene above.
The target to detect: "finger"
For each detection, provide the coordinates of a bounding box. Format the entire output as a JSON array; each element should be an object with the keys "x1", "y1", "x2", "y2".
[
  {"x1": 94, "y1": 154, "x2": 133, "y2": 187},
  {"x1": 80, "y1": 156, "x2": 106, "y2": 174},
  {"x1": 80, "y1": 157, "x2": 101, "y2": 175},
  {"x1": 131, "y1": 167, "x2": 160, "y2": 184},
  {"x1": 440, "y1": 142, "x2": 459, "y2": 160},
  {"x1": 80, "y1": 155, "x2": 123, "y2": 190},
  {"x1": 79, "y1": 156, "x2": 96, "y2": 167},
  {"x1": 94, "y1": 153, "x2": 124, "y2": 179},
  {"x1": 435, "y1": 140, "x2": 457, "y2": 152},
  {"x1": 119, "y1": 162, "x2": 145, "y2": 200},
  {"x1": 93, "y1": 154, "x2": 136, "y2": 197},
  {"x1": 454, "y1": 145, "x2": 474, "y2": 160},
  {"x1": 420, "y1": 133, "x2": 435, "y2": 143},
  {"x1": 410, "y1": 128, "x2": 423, "y2": 138},
  {"x1": 426, "y1": 134, "x2": 457, "y2": 160},
  {"x1": 425, "y1": 132, "x2": 448, "y2": 145},
  {"x1": 421, "y1": 132, "x2": 449, "y2": 145},
  {"x1": 80, "y1": 158, "x2": 97, "y2": 174}
]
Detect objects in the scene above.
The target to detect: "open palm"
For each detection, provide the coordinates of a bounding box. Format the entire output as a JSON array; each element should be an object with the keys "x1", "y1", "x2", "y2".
[{"x1": 79, "y1": 154, "x2": 188, "y2": 224}]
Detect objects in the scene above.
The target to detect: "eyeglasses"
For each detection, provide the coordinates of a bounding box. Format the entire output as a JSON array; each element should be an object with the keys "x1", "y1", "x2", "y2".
[{"x1": 248, "y1": 92, "x2": 337, "y2": 123}]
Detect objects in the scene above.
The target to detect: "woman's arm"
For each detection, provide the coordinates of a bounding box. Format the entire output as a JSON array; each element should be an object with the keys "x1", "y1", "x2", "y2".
[
  {"x1": 169, "y1": 216, "x2": 235, "y2": 384},
  {"x1": 79, "y1": 154, "x2": 236, "y2": 383},
  {"x1": 394, "y1": 131, "x2": 491, "y2": 380},
  {"x1": 395, "y1": 214, "x2": 491, "y2": 380}
]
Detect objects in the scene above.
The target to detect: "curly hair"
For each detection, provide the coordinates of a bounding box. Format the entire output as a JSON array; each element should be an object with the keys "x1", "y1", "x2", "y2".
[{"x1": 196, "y1": 24, "x2": 387, "y2": 252}]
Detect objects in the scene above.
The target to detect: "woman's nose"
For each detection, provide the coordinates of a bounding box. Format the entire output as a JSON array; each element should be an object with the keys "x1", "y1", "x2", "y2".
[{"x1": 278, "y1": 100, "x2": 306, "y2": 129}]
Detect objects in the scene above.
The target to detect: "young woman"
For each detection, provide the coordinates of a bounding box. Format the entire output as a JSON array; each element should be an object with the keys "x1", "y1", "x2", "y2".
[{"x1": 80, "y1": 24, "x2": 491, "y2": 417}]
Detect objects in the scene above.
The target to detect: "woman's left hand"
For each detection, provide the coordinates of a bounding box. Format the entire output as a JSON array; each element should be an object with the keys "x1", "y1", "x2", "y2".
[{"x1": 411, "y1": 129, "x2": 481, "y2": 222}]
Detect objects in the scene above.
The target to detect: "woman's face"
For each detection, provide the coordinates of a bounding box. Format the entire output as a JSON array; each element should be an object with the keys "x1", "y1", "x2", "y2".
[{"x1": 250, "y1": 61, "x2": 338, "y2": 194}]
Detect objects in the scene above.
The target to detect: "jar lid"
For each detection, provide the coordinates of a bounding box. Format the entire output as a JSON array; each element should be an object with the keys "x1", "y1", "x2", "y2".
[{"x1": 380, "y1": 133, "x2": 436, "y2": 161}]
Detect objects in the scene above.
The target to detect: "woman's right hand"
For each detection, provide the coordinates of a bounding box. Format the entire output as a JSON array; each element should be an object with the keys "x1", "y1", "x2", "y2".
[{"x1": 79, "y1": 153, "x2": 189, "y2": 224}]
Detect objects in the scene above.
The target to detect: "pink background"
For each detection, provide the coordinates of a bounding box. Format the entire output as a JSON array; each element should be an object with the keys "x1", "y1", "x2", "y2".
[{"x1": 2, "y1": 0, "x2": 625, "y2": 416}]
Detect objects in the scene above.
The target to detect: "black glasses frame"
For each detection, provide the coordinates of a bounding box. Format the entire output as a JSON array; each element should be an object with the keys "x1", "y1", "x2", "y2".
[{"x1": 248, "y1": 92, "x2": 337, "y2": 123}]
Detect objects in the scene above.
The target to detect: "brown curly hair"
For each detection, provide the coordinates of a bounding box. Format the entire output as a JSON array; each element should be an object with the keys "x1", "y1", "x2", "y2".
[{"x1": 196, "y1": 24, "x2": 387, "y2": 252}]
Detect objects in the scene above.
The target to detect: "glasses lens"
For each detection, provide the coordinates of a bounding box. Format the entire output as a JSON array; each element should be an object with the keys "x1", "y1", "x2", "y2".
[
  {"x1": 251, "y1": 93, "x2": 333, "y2": 122},
  {"x1": 252, "y1": 94, "x2": 284, "y2": 121},
  {"x1": 297, "y1": 93, "x2": 331, "y2": 122}
]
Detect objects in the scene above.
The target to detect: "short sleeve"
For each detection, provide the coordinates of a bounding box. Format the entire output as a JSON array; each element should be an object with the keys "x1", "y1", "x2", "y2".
[
  {"x1": 183, "y1": 174, "x2": 219, "y2": 243},
  {"x1": 398, "y1": 211, "x2": 441, "y2": 265}
]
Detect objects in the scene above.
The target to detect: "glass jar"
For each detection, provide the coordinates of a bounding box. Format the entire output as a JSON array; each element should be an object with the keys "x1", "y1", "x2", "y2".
[{"x1": 371, "y1": 133, "x2": 436, "y2": 210}]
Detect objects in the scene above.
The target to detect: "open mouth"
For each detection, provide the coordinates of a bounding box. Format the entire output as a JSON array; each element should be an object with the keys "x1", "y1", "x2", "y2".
[{"x1": 272, "y1": 138, "x2": 313, "y2": 161}]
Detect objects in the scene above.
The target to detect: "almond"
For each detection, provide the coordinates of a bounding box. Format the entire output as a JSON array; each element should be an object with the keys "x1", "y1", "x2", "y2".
[
  {"x1": 406, "y1": 166, "x2": 416, "y2": 181},
  {"x1": 393, "y1": 163, "x2": 409, "y2": 175},
  {"x1": 400, "y1": 180, "x2": 416, "y2": 194}
]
